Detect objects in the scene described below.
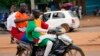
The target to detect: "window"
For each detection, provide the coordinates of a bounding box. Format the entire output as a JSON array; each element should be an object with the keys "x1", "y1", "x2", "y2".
[
  {"x1": 53, "y1": 12, "x2": 65, "y2": 19},
  {"x1": 42, "y1": 13, "x2": 51, "y2": 22}
]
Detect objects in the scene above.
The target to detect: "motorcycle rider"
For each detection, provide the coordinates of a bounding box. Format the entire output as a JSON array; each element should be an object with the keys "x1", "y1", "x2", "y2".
[{"x1": 26, "y1": 9, "x2": 55, "y2": 56}]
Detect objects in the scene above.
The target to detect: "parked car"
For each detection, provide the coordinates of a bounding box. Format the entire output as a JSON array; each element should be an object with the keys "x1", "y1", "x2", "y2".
[{"x1": 41, "y1": 10, "x2": 80, "y2": 32}]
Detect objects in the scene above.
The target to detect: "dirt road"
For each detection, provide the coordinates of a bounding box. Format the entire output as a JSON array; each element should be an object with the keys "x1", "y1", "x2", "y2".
[
  {"x1": 80, "y1": 16, "x2": 100, "y2": 27},
  {"x1": 0, "y1": 26, "x2": 100, "y2": 56},
  {"x1": 0, "y1": 45, "x2": 100, "y2": 56},
  {"x1": 78, "y1": 26, "x2": 100, "y2": 32}
]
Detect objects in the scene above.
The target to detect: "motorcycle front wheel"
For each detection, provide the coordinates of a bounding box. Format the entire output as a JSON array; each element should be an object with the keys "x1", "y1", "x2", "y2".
[{"x1": 63, "y1": 45, "x2": 85, "y2": 56}]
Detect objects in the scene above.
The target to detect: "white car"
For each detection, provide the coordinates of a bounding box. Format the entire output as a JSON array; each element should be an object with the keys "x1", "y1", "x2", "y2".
[{"x1": 42, "y1": 10, "x2": 80, "y2": 32}]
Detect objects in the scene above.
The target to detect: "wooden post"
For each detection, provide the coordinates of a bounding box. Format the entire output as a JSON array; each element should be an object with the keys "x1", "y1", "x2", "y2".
[{"x1": 30, "y1": 0, "x2": 35, "y2": 10}]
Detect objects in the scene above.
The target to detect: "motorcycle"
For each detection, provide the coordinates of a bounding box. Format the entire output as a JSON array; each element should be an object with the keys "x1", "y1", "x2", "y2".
[{"x1": 16, "y1": 28, "x2": 85, "y2": 56}]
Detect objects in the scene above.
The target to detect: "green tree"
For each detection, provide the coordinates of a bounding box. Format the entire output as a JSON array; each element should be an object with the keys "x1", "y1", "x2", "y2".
[{"x1": 0, "y1": 0, "x2": 30, "y2": 9}]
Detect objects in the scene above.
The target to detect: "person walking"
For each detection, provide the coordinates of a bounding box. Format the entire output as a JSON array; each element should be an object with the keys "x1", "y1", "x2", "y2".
[
  {"x1": 78, "y1": 5, "x2": 82, "y2": 19},
  {"x1": 7, "y1": 5, "x2": 16, "y2": 44}
]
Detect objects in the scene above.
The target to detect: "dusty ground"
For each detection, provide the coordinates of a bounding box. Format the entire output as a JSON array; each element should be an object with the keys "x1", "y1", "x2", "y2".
[
  {"x1": 0, "y1": 26, "x2": 100, "y2": 56},
  {"x1": 80, "y1": 16, "x2": 100, "y2": 27},
  {"x1": 0, "y1": 45, "x2": 100, "y2": 56},
  {"x1": 0, "y1": 27, "x2": 100, "y2": 48},
  {"x1": 0, "y1": 32, "x2": 100, "y2": 56}
]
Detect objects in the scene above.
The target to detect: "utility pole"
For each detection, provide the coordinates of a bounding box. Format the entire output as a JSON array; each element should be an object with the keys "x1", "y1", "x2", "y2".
[{"x1": 30, "y1": 0, "x2": 35, "y2": 10}]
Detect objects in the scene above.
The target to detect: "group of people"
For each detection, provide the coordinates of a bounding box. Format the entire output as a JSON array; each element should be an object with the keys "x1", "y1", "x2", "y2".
[
  {"x1": 7, "y1": 3, "x2": 72, "y2": 56},
  {"x1": 7, "y1": 3, "x2": 52, "y2": 56},
  {"x1": 61, "y1": 3, "x2": 82, "y2": 19},
  {"x1": 73, "y1": 5, "x2": 82, "y2": 19}
]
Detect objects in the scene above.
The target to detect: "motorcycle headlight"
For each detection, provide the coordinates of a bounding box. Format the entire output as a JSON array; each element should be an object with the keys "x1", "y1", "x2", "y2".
[{"x1": 61, "y1": 39, "x2": 73, "y2": 46}]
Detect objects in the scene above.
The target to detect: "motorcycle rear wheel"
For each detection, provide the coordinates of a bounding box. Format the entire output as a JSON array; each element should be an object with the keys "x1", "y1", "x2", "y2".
[{"x1": 16, "y1": 46, "x2": 32, "y2": 56}]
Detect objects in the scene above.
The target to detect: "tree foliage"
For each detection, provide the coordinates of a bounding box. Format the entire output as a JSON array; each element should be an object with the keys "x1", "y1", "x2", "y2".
[
  {"x1": 0, "y1": 0, "x2": 30, "y2": 9},
  {"x1": 0, "y1": 0, "x2": 74, "y2": 9}
]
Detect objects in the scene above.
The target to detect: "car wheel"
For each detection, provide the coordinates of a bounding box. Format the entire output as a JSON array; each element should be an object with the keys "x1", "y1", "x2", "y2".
[
  {"x1": 61, "y1": 23, "x2": 70, "y2": 32},
  {"x1": 69, "y1": 28, "x2": 74, "y2": 32}
]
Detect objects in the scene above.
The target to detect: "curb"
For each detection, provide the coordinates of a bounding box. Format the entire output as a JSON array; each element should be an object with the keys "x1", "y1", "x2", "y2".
[
  {"x1": 77, "y1": 44, "x2": 100, "y2": 46},
  {"x1": 0, "y1": 46, "x2": 16, "y2": 49},
  {"x1": 0, "y1": 45, "x2": 17, "y2": 49},
  {"x1": 80, "y1": 25, "x2": 100, "y2": 28}
]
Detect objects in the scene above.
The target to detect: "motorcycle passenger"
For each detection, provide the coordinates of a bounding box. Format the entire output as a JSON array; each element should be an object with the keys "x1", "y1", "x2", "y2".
[
  {"x1": 9, "y1": 3, "x2": 33, "y2": 41},
  {"x1": 26, "y1": 9, "x2": 55, "y2": 56},
  {"x1": 7, "y1": 3, "x2": 37, "y2": 47}
]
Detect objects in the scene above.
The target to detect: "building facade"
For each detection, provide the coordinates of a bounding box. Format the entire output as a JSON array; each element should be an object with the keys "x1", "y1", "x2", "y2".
[{"x1": 75, "y1": 0, "x2": 100, "y2": 15}]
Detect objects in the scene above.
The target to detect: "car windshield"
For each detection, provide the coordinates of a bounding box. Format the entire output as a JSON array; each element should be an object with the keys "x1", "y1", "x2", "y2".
[{"x1": 42, "y1": 13, "x2": 51, "y2": 22}]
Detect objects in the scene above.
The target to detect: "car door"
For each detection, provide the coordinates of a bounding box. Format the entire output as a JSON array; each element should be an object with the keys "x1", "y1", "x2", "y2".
[{"x1": 46, "y1": 11, "x2": 66, "y2": 28}]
